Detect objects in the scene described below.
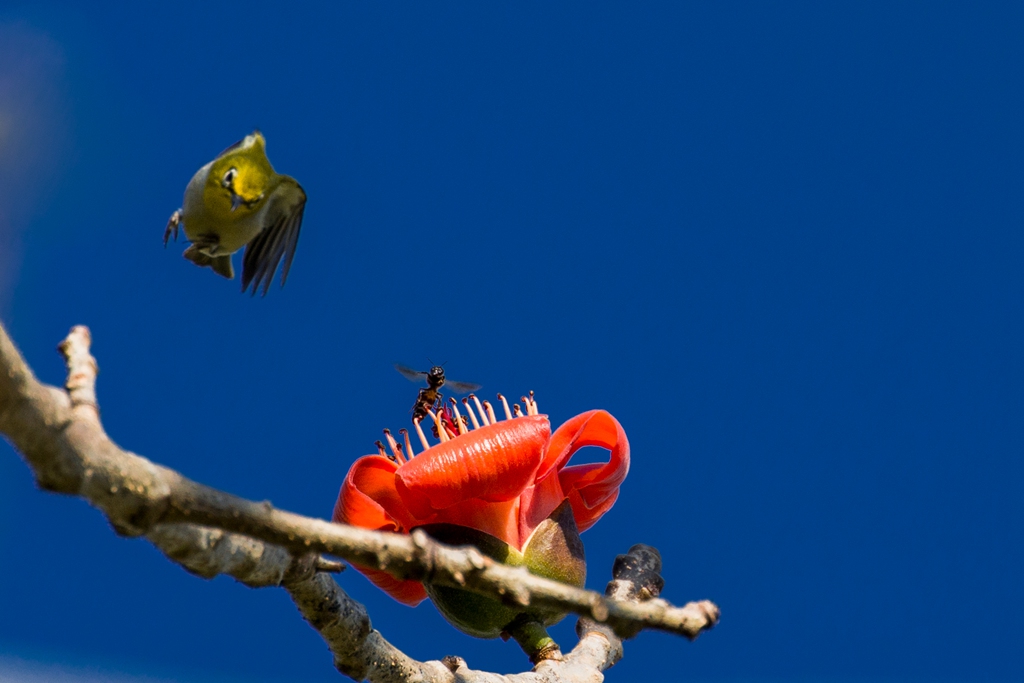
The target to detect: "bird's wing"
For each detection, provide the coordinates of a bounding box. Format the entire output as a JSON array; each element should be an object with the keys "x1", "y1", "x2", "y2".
[
  {"x1": 395, "y1": 364, "x2": 428, "y2": 383},
  {"x1": 241, "y1": 177, "x2": 306, "y2": 296}
]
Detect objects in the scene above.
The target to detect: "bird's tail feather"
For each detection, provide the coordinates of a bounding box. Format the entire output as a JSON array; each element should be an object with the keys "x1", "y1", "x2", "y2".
[{"x1": 209, "y1": 255, "x2": 234, "y2": 279}]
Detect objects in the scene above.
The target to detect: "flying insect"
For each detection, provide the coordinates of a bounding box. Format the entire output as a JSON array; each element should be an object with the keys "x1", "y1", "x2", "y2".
[{"x1": 394, "y1": 364, "x2": 481, "y2": 422}]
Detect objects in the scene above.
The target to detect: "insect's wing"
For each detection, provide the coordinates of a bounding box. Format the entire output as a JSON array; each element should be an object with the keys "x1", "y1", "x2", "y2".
[
  {"x1": 395, "y1": 364, "x2": 429, "y2": 383},
  {"x1": 444, "y1": 379, "x2": 483, "y2": 394}
]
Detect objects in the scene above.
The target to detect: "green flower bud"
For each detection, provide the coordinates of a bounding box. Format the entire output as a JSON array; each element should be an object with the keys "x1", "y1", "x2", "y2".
[{"x1": 418, "y1": 499, "x2": 586, "y2": 657}]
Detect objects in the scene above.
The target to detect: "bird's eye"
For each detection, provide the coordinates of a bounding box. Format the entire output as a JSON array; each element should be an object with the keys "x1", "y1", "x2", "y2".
[{"x1": 221, "y1": 168, "x2": 237, "y2": 188}]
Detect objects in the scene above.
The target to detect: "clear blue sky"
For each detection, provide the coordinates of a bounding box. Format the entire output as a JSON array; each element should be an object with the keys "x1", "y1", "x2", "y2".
[{"x1": 1, "y1": 2, "x2": 1022, "y2": 682}]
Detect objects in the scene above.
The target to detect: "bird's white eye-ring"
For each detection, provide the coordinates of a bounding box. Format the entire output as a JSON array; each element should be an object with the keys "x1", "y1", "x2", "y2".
[{"x1": 221, "y1": 167, "x2": 237, "y2": 188}]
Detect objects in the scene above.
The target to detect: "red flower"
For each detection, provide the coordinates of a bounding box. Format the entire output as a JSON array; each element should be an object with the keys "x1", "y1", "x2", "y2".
[{"x1": 332, "y1": 394, "x2": 629, "y2": 606}]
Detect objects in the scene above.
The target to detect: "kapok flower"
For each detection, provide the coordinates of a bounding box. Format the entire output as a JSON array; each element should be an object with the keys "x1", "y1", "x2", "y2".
[{"x1": 332, "y1": 392, "x2": 629, "y2": 611}]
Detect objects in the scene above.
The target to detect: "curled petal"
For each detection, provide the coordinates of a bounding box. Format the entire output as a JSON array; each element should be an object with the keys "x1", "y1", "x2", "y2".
[
  {"x1": 541, "y1": 410, "x2": 630, "y2": 532},
  {"x1": 333, "y1": 455, "x2": 416, "y2": 532},
  {"x1": 395, "y1": 416, "x2": 549, "y2": 518},
  {"x1": 333, "y1": 455, "x2": 428, "y2": 605},
  {"x1": 562, "y1": 467, "x2": 620, "y2": 532}
]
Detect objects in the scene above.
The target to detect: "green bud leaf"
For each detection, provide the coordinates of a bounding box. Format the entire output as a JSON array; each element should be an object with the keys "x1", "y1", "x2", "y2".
[
  {"x1": 417, "y1": 523, "x2": 525, "y2": 638},
  {"x1": 522, "y1": 499, "x2": 587, "y2": 592}
]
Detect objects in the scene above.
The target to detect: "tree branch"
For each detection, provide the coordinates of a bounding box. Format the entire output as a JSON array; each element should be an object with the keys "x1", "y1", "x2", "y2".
[{"x1": 0, "y1": 323, "x2": 718, "y2": 681}]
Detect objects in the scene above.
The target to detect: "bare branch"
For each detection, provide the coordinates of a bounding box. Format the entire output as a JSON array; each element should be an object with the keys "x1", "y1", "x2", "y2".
[
  {"x1": 284, "y1": 558, "x2": 454, "y2": 682},
  {"x1": 147, "y1": 523, "x2": 295, "y2": 586},
  {"x1": 159, "y1": 476, "x2": 718, "y2": 641},
  {"x1": 0, "y1": 323, "x2": 719, "y2": 681}
]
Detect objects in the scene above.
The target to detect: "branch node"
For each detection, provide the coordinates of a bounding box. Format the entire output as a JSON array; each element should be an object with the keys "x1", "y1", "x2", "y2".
[
  {"x1": 441, "y1": 655, "x2": 465, "y2": 672},
  {"x1": 533, "y1": 642, "x2": 563, "y2": 664},
  {"x1": 410, "y1": 528, "x2": 430, "y2": 549},
  {"x1": 466, "y1": 547, "x2": 488, "y2": 570},
  {"x1": 314, "y1": 557, "x2": 346, "y2": 573}
]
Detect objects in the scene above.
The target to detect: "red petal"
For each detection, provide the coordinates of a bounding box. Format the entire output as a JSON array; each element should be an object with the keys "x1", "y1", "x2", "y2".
[
  {"x1": 395, "y1": 416, "x2": 549, "y2": 519},
  {"x1": 352, "y1": 564, "x2": 428, "y2": 606},
  {"x1": 540, "y1": 410, "x2": 630, "y2": 532},
  {"x1": 430, "y1": 496, "x2": 522, "y2": 550},
  {"x1": 565, "y1": 484, "x2": 619, "y2": 532},
  {"x1": 333, "y1": 455, "x2": 418, "y2": 532},
  {"x1": 516, "y1": 476, "x2": 563, "y2": 547},
  {"x1": 333, "y1": 455, "x2": 428, "y2": 605}
]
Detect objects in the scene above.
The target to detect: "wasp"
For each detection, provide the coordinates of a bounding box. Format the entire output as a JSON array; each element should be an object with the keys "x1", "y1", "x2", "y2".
[{"x1": 394, "y1": 364, "x2": 482, "y2": 423}]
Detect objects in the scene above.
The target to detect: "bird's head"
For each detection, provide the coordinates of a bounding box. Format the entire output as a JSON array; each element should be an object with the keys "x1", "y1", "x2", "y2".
[{"x1": 207, "y1": 131, "x2": 273, "y2": 216}]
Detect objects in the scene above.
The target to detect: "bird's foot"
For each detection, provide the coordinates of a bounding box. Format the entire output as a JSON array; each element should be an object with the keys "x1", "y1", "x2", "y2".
[
  {"x1": 163, "y1": 209, "x2": 183, "y2": 247},
  {"x1": 182, "y1": 244, "x2": 212, "y2": 267},
  {"x1": 190, "y1": 233, "x2": 221, "y2": 255}
]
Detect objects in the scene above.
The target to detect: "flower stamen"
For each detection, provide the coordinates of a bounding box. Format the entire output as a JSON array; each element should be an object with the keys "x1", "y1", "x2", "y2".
[
  {"x1": 399, "y1": 428, "x2": 415, "y2": 458},
  {"x1": 483, "y1": 400, "x2": 498, "y2": 425},
  {"x1": 522, "y1": 391, "x2": 539, "y2": 416},
  {"x1": 462, "y1": 397, "x2": 482, "y2": 429},
  {"x1": 498, "y1": 393, "x2": 513, "y2": 420},
  {"x1": 413, "y1": 417, "x2": 431, "y2": 451},
  {"x1": 372, "y1": 391, "x2": 540, "y2": 458},
  {"x1": 428, "y1": 409, "x2": 451, "y2": 443},
  {"x1": 449, "y1": 398, "x2": 469, "y2": 435},
  {"x1": 383, "y1": 428, "x2": 406, "y2": 464},
  {"x1": 471, "y1": 394, "x2": 490, "y2": 426}
]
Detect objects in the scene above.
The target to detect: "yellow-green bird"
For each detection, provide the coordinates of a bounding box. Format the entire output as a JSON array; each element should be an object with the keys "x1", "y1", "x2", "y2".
[{"x1": 164, "y1": 131, "x2": 306, "y2": 296}]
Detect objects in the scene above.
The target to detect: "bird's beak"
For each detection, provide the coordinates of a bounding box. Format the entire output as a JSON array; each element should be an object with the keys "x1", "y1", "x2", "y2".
[{"x1": 230, "y1": 192, "x2": 243, "y2": 212}]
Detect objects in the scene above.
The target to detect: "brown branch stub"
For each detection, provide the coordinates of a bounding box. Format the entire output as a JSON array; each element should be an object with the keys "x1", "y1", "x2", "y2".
[
  {"x1": 595, "y1": 545, "x2": 718, "y2": 641},
  {"x1": 316, "y1": 557, "x2": 347, "y2": 573},
  {"x1": 441, "y1": 656, "x2": 465, "y2": 673},
  {"x1": 57, "y1": 325, "x2": 99, "y2": 420},
  {"x1": 608, "y1": 544, "x2": 665, "y2": 601}
]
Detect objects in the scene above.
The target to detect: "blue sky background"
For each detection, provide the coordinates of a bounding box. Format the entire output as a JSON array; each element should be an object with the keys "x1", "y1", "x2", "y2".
[{"x1": 1, "y1": 2, "x2": 1022, "y2": 682}]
